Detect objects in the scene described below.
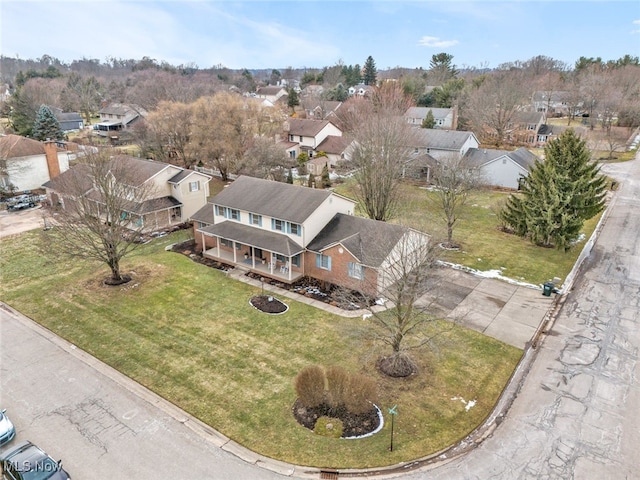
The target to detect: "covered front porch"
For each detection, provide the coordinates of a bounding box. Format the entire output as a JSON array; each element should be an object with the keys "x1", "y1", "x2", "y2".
[
  {"x1": 197, "y1": 221, "x2": 305, "y2": 284},
  {"x1": 203, "y1": 247, "x2": 304, "y2": 283}
]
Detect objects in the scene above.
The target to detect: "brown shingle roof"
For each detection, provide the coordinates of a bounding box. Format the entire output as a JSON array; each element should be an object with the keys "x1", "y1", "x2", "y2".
[
  {"x1": 287, "y1": 118, "x2": 331, "y2": 137},
  {"x1": 0, "y1": 134, "x2": 49, "y2": 158}
]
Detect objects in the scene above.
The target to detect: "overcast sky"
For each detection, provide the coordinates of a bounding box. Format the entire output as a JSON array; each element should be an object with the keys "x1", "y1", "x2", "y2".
[{"x1": 2, "y1": 0, "x2": 639, "y2": 71}]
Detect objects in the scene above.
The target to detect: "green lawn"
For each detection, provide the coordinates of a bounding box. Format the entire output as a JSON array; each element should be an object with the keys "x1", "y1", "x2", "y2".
[
  {"x1": 333, "y1": 181, "x2": 602, "y2": 286},
  {"x1": 0, "y1": 230, "x2": 522, "y2": 468}
]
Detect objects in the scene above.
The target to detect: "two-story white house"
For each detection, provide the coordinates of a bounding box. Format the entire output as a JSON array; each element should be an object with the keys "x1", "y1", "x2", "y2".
[
  {"x1": 192, "y1": 176, "x2": 430, "y2": 296},
  {"x1": 284, "y1": 118, "x2": 343, "y2": 159},
  {"x1": 44, "y1": 155, "x2": 211, "y2": 232}
]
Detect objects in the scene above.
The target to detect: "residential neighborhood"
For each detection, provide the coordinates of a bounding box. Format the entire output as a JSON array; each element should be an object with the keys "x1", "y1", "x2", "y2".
[{"x1": 0, "y1": 32, "x2": 639, "y2": 480}]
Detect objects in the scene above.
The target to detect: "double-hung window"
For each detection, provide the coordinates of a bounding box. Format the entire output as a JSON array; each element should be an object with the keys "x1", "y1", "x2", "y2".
[
  {"x1": 316, "y1": 254, "x2": 331, "y2": 271},
  {"x1": 273, "y1": 219, "x2": 285, "y2": 232},
  {"x1": 348, "y1": 262, "x2": 365, "y2": 280},
  {"x1": 189, "y1": 181, "x2": 200, "y2": 192},
  {"x1": 288, "y1": 222, "x2": 301, "y2": 236},
  {"x1": 249, "y1": 213, "x2": 262, "y2": 226}
]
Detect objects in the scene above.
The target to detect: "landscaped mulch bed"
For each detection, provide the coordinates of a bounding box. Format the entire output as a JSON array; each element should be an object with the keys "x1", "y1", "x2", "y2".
[
  {"x1": 249, "y1": 295, "x2": 288, "y2": 314},
  {"x1": 292, "y1": 399, "x2": 381, "y2": 438}
]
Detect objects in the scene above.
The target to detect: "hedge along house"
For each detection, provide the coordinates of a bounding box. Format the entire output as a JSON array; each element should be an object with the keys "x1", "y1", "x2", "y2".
[{"x1": 192, "y1": 176, "x2": 431, "y2": 297}]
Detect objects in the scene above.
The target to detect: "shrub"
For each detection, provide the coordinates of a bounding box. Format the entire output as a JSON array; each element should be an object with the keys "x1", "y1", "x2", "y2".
[
  {"x1": 294, "y1": 365, "x2": 326, "y2": 408},
  {"x1": 345, "y1": 373, "x2": 378, "y2": 414},
  {"x1": 313, "y1": 416, "x2": 343, "y2": 438},
  {"x1": 325, "y1": 365, "x2": 350, "y2": 411}
]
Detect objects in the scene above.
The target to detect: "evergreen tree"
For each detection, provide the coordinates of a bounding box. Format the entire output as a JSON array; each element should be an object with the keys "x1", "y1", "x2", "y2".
[
  {"x1": 286, "y1": 168, "x2": 293, "y2": 184},
  {"x1": 32, "y1": 105, "x2": 64, "y2": 141},
  {"x1": 363, "y1": 56, "x2": 377, "y2": 86},
  {"x1": 307, "y1": 173, "x2": 315, "y2": 188},
  {"x1": 500, "y1": 130, "x2": 607, "y2": 251},
  {"x1": 320, "y1": 163, "x2": 331, "y2": 188},
  {"x1": 421, "y1": 109, "x2": 436, "y2": 128},
  {"x1": 287, "y1": 87, "x2": 300, "y2": 110}
]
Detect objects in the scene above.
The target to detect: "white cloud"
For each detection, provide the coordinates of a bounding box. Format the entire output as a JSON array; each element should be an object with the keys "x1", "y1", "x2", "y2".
[
  {"x1": 633, "y1": 19, "x2": 640, "y2": 24},
  {"x1": 417, "y1": 36, "x2": 459, "y2": 48}
]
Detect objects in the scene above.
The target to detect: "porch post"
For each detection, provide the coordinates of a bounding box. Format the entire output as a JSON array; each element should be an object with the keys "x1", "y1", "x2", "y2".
[
  {"x1": 288, "y1": 255, "x2": 292, "y2": 281},
  {"x1": 216, "y1": 236, "x2": 220, "y2": 257},
  {"x1": 200, "y1": 231, "x2": 205, "y2": 253}
]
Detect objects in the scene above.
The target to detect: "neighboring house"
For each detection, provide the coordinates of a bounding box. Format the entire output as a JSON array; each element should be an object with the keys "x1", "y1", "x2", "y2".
[
  {"x1": 315, "y1": 135, "x2": 355, "y2": 169},
  {"x1": 255, "y1": 86, "x2": 288, "y2": 104},
  {"x1": 301, "y1": 99, "x2": 343, "y2": 120},
  {"x1": 285, "y1": 118, "x2": 343, "y2": 158},
  {"x1": 50, "y1": 107, "x2": 84, "y2": 132},
  {"x1": 506, "y1": 111, "x2": 546, "y2": 145},
  {"x1": 348, "y1": 84, "x2": 375, "y2": 97},
  {"x1": 0, "y1": 135, "x2": 70, "y2": 192},
  {"x1": 43, "y1": 155, "x2": 211, "y2": 232},
  {"x1": 192, "y1": 176, "x2": 430, "y2": 296},
  {"x1": 94, "y1": 103, "x2": 147, "y2": 137},
  {"x1": 532, "y1": 91, "x2": 571, "y2": 116},
  {"x1": 534, "y1": 124, "x2": 585, "y2": 146},
  {"x1": 463, "y1": 147, "x2": 539, "y2": 189},
  {"x1": 404, "y1": 106, "x2": 458, "y2": 130},
  {"x1": 409, "y1": 129, "x2": 480, "y2": 160}
]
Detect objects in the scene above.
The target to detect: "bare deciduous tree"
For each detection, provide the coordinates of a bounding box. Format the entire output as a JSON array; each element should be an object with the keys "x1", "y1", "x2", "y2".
[
  {"x1": 463, "y1": 69, "x2": 530, "y2": 146},
  {"x1": 338, "y1": 84, "x2": 417, "y2": 221},
  {"x1": 334, "y1": 226, "x2": 445, "y2": 378},
  {"x1": 429, "y1": 154, "x2": 484, "y2": 248},
  {"x1": 42, "y1": 151, "x2": 159, "y2": 284},
  {"x1": 145, "y1": 100, "x2": 196, "y2": 168}
]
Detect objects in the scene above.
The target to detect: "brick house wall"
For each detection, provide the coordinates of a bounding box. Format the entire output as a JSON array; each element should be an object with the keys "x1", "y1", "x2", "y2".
[{"x1": 304, "y1": 244, "x2": 379, "y2": 296}]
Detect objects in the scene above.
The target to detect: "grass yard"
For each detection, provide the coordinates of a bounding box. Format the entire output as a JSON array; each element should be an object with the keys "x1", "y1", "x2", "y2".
[
  {"x1": 333, "y1": 181, "x2": 602, "y2": 286},
  {"x1": 0, "y1": 230, "x2": 522, "y2": 469}
]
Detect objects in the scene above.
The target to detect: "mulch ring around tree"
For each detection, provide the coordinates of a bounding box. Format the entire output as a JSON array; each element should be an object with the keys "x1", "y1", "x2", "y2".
[
  {"x1": 292, "y1": 399, "x2": 382, "y2": 438},
  {"x1": 249, "y1": 295, "x2": 289, "y2": 314}
]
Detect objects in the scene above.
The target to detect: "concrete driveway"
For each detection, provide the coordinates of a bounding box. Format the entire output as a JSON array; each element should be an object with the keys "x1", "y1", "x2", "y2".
[
  {"x1": 418, "y1": 268, "x2": 554, "y2": 349},
  {"x1": 0, "y1": 205, "x2": 45, "y2": 238}
]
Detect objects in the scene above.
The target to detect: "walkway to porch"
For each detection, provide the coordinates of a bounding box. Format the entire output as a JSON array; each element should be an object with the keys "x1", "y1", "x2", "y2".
[{"x1": 203, "y1": 248, "x2": 303, "y2": 284}]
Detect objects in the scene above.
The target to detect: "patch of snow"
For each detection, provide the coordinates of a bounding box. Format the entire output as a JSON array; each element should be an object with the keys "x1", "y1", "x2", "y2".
[
  {"x1": 362, "y1": 313, "x2": 372, "y2": 320},
  {"x1": 450, "y1": 396, "x2": 477, "y2": 412},
  {"x1": 437, "y1": 260, "x2": 540, "y2": 289}
]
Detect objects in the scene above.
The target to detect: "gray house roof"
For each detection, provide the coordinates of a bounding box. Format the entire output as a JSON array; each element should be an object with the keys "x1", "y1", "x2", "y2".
[
  {"x1": 210, "y1": 175, "x2": 346, "y2": 224},
  {"x1": 464, "y1": 147, "x2": 538, "y2": 170},
  {"x1": 55, "y1": 112, "x2": 83, "y2": 131},
  {"x1": 411, "y1": 129, "x2": 478, "y2": 151},
  {"x1": 405, "y1": 107, "x2": 452, "y2": 120},
  {"x1": 307, "y1": 213, "x2": 408, "y2": 268}
]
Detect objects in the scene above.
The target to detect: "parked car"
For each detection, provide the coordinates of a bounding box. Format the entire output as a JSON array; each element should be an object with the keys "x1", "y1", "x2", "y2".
[
  {"x1": 0, "y1": 410, "x2": 15, "y2": 446},
  {"x1": 7, "y1": 202, "x2": 35, "y2": 212},
  {"x1": 0, "y1": 441, "x2": 70, "y2": 480}
]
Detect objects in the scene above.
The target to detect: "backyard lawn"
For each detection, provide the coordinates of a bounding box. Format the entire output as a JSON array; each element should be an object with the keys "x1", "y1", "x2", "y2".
[{"x1": 0, "y1": 229, "x2": 522, "y2": 469}]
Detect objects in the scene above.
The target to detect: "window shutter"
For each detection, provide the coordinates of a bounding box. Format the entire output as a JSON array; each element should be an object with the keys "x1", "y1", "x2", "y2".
[{"x1": 316, "y1": 254, "x2": 322, "y2": 268}]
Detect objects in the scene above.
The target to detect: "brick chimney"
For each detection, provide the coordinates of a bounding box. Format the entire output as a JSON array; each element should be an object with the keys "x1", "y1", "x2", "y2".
[{"x1": 43, "y1": 141, "x2": 62, "y2": 179}]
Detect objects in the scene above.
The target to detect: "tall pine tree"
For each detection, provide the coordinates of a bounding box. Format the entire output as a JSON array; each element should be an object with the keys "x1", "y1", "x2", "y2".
[
  {"x1": 32, "y1": 105, "x2": 64, "y2": 141},
  {"x1": 500, "y1": 129, "x2": 607, "y2": 251},
  {"x1": 363, "y1": 56, "x2": 377, "y2": 86}
]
